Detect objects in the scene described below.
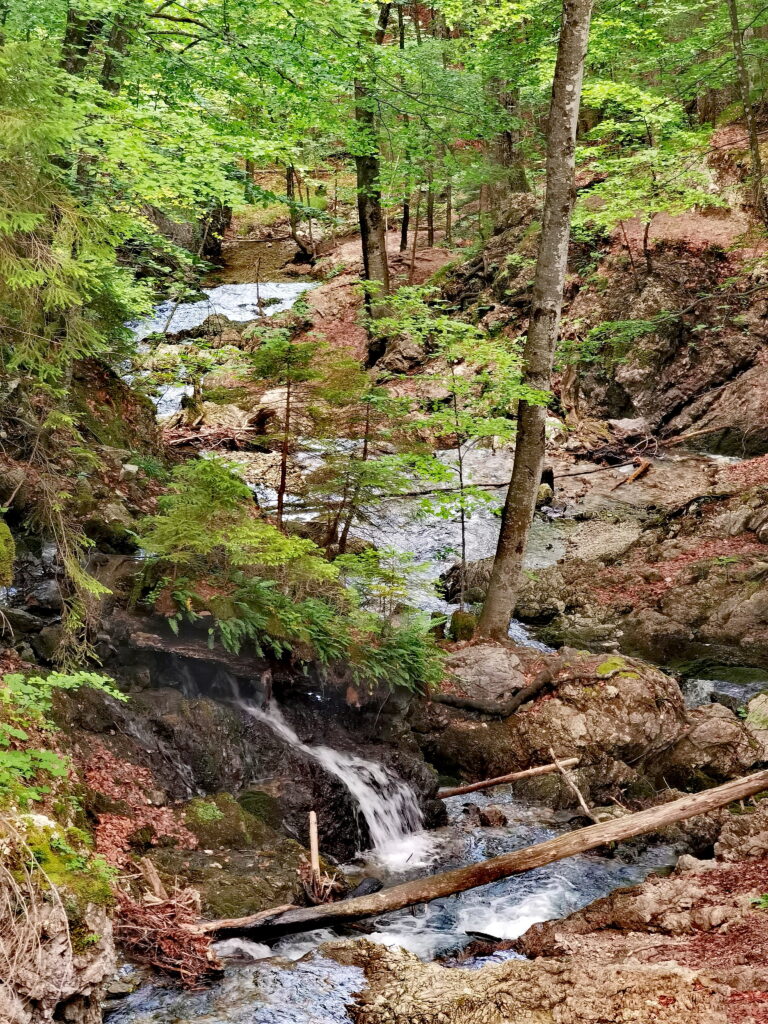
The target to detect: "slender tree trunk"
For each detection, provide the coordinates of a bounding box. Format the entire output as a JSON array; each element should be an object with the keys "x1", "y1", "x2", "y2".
[
  {"x1": 338, "y1": 402, "x2": 371, "y2": 553},
  {"x1": 60, "y1": 6, "x2": 104, "y2": 74},
  {"x1": 400, "y1": 198, "x2": 410, "y2": 251},
  {"x1": 726, "y1": 0, "x2": 768, "y2": 225},
  {"x1": 445, "y1": 178, "x2": 453, "y2": 243},
  {"x1": 408, "y1": 190, "x2": 422, "y2": 283},
  {"x1": 286, "y1": 166, "x2": 310, "y2": 257},
  {"x1": 426, "y1": 169, "x2": 435, "y2": 245},
  {"x1": 450, "y1": 369, "x2": 467, "y2": 612},
  {"x1": 277, "y1": 379, "x2": 291, "y2": 529},
  {"x1": 489, "y1": 80, "x2": 530, "y2": 199},
  {"x1": 478, "y1": 0, "x2": 595, "y2": 640},
  {"x1": 412, "y1": 3, "x2": 422, "y2": 44},
  {"x1": 355, "y1": 4, "x2": 392, "y2": 308},
  {"x1": 99, "y1": 14, "x2": 132, "y2": 93}
]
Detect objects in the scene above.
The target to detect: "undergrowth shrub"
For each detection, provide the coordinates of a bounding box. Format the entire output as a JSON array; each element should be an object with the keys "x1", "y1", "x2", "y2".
[
  {"x1": 0, "y1": 671, "x2": 125, "y2": 807},
  {"x1": 139, "y1": 458, "x2": 444, "y2": 692}
]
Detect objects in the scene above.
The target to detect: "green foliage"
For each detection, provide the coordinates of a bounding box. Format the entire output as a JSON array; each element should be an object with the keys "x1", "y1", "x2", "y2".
[
  {"x1": 19, "y1": 821, "x2": 116, "y2": 931},
  {"x1": 140, "y1": 458, "x2": 443, "y2": 690},
  {"x1": 0, "y1": 671, "x2": 125, "y2": 807},
  {"x1": 559, "y1": 314, "x2": 676, "y2": 369}
]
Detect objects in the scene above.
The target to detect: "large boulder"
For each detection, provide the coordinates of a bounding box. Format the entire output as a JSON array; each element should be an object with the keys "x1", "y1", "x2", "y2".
[
  {"x1": 413, "y1": 646, "x2": 760, "y2": 809},
  {"x1": 439, "y1": 642, "x2": 527, "y2": 712},
  {"x1": 656, "y1": 703, "x2": 762, "y2": 786}
]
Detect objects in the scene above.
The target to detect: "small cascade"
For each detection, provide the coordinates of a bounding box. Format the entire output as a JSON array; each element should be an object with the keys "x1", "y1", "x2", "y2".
[{"x1": 240, "y1": 701, "x2": 435, "y2": 869}]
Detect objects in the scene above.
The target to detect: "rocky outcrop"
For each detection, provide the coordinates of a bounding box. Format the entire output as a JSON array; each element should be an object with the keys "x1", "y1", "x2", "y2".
[
  {"x1": 328, "y1": 939, "x2": 726, "y2": 1024},
  {"x1": 0, "y1": 899, "x2": 114, "y2": 1024},
  {"x1": 412, "y1": 645, "x2": 760, "y2": 809},
  {"x1": 509, "y1": 480, "x2": 768, "y2": 669}
]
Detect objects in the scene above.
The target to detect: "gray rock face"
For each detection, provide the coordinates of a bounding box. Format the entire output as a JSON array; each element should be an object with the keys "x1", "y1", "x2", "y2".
[
  {"x1": 444, "y1": 644, "x2": 527, "y2": 704},
  {"x1": 377, "y1": 334, "x2": 426, "y2": 373}
]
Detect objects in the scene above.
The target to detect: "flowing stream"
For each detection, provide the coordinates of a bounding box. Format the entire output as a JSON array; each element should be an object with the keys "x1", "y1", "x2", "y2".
[{"x1": 110, "y1": 266, "x2": 711, "y2": 1024}]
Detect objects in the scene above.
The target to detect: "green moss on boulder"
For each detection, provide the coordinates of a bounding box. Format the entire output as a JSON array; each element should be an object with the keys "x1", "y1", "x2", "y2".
[
  {"x1": 0, "y1": 518, "x2": 15, "y2": 587},
  {"x1": 184, "y1": 792, "x2": 276, "y2": 850}
]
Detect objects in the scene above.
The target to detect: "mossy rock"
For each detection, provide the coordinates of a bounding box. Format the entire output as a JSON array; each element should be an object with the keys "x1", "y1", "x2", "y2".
[
  {"x1": 16, "y1": 817, "x2": 115, "y2": 926},
  {"x1": 184, "y1": 792, "x2": 276, "y2": 850},
  {"x1": 0, "y1": 518, "x2": 15, "y2": 587},
  {"x1": 237, "y1": 789, "x2": 284, "y2": 830},
  {"x1": 149, "y1": 840, "x2": 311, "y2": 918},
  {"x1": 449, "y1": 610, "x2": 477, "y2": 642}
]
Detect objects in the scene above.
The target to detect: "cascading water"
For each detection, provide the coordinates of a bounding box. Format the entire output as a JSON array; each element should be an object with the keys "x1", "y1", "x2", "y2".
[{"x1": 240, "y1": 701, "x2": 436, "y2": 870}]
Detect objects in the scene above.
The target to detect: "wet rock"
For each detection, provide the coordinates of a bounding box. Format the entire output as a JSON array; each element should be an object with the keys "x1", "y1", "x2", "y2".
[
  {"x1": 477, "y1": 805, "x2": 508, "y2": 828},
  {"x1": 348, "y1": 876, "x2": 384, "y2": 899},
  {"x1": 327, "y1": 938, "x2": 726, "y2": 1024}
]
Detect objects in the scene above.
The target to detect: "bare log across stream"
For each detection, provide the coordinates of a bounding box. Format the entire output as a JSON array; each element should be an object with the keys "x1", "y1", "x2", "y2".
[
  {"x1": 201, "y1": 769, "x2": 768, "y2": 941},
  {"x1": 437, "y1": 758, "x2": 579, "y2": 799}
]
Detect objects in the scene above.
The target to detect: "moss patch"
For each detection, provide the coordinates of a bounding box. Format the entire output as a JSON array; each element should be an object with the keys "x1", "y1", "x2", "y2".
[
  {"x1": 19, "y1": 820, "x2": 115, "y2": 927},
  {"x1": 0, "y1": 518, "x2": 15, "y2": 587},
  {"x1": 237, "y1": 789, "x2": 283, "y2": 830},
  {"x1": 596, "y1": 656, "x2": 629, "y2": 676},
  {"x1": 183, "y1": 792, "x2": 275, "y2": 850}
]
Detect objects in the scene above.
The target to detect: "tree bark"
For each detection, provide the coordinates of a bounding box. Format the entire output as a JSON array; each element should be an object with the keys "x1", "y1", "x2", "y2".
[
  {"x1": 286, "y1": 166, "x2": 311, "y2": 257},
  {"x1": 99, "y1": 14, "x2": 133, "y2": 93},
  {"x1": 725, "y1": 0, "x2": 768, "y2": 224},
  {"x1": 354, "y1": 4, "x2": 392, "y2": 307},
  {"x1": 426, "y1": 169, "x2": 435, "y2": 245},
  {"x1": 202, "y1": 769, "x2": 768, "y2": 939},
  {"x1": 276, "y1": 378, "x2": 291, "y2": 528},
  {"x1": 400, "y1": 198, "x2": 410, "y2": 251},
  {"x1": 477, "y1": 0, "x2": 594, "y2": 639},
  {"x1": 489, "y1": 80, "x2": 529, "y2": 201},
  {"x1": 60, "y1": 6, "x2": 104, "y2": 75}
]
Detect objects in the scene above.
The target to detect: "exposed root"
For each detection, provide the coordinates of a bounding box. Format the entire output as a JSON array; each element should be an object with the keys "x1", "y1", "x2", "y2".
[{"x1": 114, "y1": 888, "x2": 222, "y2": 987}]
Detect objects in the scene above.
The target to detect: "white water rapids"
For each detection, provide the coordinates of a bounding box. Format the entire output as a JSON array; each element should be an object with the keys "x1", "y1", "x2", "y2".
[{"x1": 240, "y1": 700, "x2": 436, "y2": 872}]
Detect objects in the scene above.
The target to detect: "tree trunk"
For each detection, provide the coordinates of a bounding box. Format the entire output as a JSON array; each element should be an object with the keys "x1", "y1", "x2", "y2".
[
  {"x1": 400, "y1": 198, "x2": 410, "y2": 251},
  {"x1": 202, "y1": 769, "x2": 768, "y2": 939},
  {"x1": 354, "y1": 4, "x2": 392, "y2": 308},
  {"x1": 445, "y1": 178, "x2": 453, "y2": 243},
  {"x1": 489, "y1": 81, "x2": 529, "y2": 199},
  {"x1": 726, "y1": 0, "x2": 768, "y2": 224},
  {"x1": 412, "y1": 3, "x2": 422, "y2": 44},
  {"x1": 478, "y1": 0, "x2": 594, "y2": 640},
  {"x1": 286, "y1": 166, "x2": 310, "y2": 257},
  {"x1": 276, "y1": 379, "x2": 291, "y2": 529},
  {"x1": 60, "y1": 6, "x2": 103, "y2": 75},
  {"x1": 426, "y1": 169, "x2": 435, "y2": 246},
  {"x1": 99, "y1": 14, "x2": 132, "y2": 93}
]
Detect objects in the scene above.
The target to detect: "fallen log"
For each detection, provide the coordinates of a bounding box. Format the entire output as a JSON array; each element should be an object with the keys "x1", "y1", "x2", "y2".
[
  {"x1": 202, "y1": 769, "x2": 768, "y2": 941},
  {"x1": 437, "y1": 758, "x2": 579, "y2": 799}
]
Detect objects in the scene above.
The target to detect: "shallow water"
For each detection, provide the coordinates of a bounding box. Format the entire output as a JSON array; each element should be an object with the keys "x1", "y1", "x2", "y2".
[
  {"x1": 130, "y1": 281, "x2": 315, "y2": 341},
  {"x1": 110, "y1": 785, "x2": 675, "y2": 1024}
]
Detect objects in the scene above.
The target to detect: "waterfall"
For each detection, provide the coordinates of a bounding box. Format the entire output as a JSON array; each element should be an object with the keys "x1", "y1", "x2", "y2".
[{"x1": 240, "y1": 700, "x2": 436, "y2": 869}]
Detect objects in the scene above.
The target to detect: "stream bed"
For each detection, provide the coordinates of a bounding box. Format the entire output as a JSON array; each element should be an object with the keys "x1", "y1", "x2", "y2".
[{"x1": 109, "y1": 272, "x2": 762, "y2": 1024}]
